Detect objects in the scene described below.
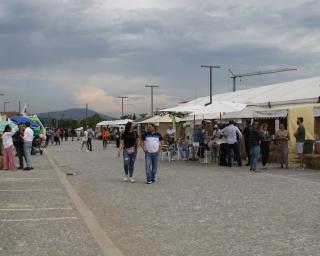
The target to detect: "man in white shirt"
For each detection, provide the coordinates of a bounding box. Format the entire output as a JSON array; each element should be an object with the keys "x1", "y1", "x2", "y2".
[
  {"x1": 166, "y1": 124, "x2": 175, "y2": 146},
  {"x1": 221, "y1": 121, "x2": 242, "y2": 167},
  {"x1": 23, "y1": 122, "x2": 34, "y2": 170}
]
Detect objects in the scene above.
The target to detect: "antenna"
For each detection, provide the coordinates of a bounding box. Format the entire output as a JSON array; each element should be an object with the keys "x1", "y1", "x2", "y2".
[{"x1": 229, "y1": 68, "x2": 298, "y2": 92}]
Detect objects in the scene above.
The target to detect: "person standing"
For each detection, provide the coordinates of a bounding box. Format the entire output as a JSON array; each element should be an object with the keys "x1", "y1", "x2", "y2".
[
  {"x1": 102, "y1": 127, "x2": 108, "y2": 149},
  {"x1": 249, "y1": 121, "x2": 262, "y2": 172},
  {"x1": 71, "y1": 128, "x2": 76, "y2": 141},
  {"x1": 87, "y1": 126, "x2": 93, "y2": 151},
  {"x1": 64, "y1": 129, "x2": 69, "y2": 141},
  {"x1": 118, "y1": 122, "x2": 139, "y2": 183},
  {"x1": 2, "y1": 125, "x2": 16, "y2": 170},
  {"x1": 115, "y1": 128, "x2": 121, "y2": 148},
  {"x1": 166, "y1": 124, "x2": 175, "y2": 146},
  {"x1": 275, "y1": 124, "x2": 289, "y2": 169},
  {"x1": 260, "y1": 124, "x2": 272, "y2": 169},
  {"x1": 243, "y1": 121, "x2": 251, "y2": 166},
  {"x1": 141, "y1": 123, "x2": 163, "y2": 184},
  {"x1": 23, "y1": 122, "x2": 34, "y2": 171},
  {"x1": 59, "y1": 128, "x2": 64, "y2": 143},
  {"x1": 54, "y1": 129, "x2": 60, "y2": 145},
  {"x1": 294, "y1": 117, "x2": 306, "y2": 170},
  {"x1": 13, "y1": 123, "x2": 25, "y2": 169},
  {"x1": 81, "y1": 129, "x2": 89, "y2": 152},
  {"x1": 221, "y1": 121, "x2": 242, "y2": 167}
]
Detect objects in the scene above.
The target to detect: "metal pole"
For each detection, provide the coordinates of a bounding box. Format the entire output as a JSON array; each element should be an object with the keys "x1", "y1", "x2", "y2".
[
  {"x1": 3, "y1": 101, "x2": 9, "y2": 113},
  {"x1": 145, "y1": 85, "x2": 159, "y2": 116},
  {"x1": 232, "y1": 77, "x2": 236, "y2": 92},
  {"x1": 18, "y1": 101, "x2": 21, "y2": 114},
  {"x1": 201, "y1": 65, "x2": 221, "y2": 105},
  {"x1": 121, "y1": 98, "x2": 124, "y2": 117},
  {"x1": 117, "y1": 96, "x2": 128, "y2": 118}
]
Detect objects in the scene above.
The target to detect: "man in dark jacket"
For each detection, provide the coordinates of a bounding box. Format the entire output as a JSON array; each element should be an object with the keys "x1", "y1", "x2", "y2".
[{"x1": 12, "y1": 123, "x2": 25, "y2": 169}]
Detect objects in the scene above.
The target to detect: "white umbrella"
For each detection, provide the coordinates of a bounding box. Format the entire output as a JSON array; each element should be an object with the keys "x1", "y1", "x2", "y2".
[{"x1": 190, "y1": 101, "x2": 246, "y2": 116}]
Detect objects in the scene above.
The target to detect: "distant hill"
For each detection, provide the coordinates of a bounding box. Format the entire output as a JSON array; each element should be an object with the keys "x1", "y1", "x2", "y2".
[{"x1": 37, "y1": 108, "x2": 116, "y2": 121}]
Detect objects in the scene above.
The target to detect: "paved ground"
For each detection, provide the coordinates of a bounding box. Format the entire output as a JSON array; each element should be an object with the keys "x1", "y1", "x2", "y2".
[
  {"x1": 44, "y1": 140, "x2": 320, "y2": 256},
  {"x1": 0, "y1": 150, "x2": 104, "y2": 256}
]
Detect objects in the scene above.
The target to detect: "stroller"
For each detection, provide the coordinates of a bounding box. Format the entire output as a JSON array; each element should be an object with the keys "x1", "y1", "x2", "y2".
[{"x1": 31, "y1": 135, "x2": 43, "y2": 155}]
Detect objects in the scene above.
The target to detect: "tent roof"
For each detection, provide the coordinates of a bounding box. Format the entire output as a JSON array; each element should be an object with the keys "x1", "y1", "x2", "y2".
[
  {"x1": 222, "y1": 106, "x2": 267, "y2": 119},
  {"x1": 139, "y1": 115, "x2": 180, "y2": 124},
  {"x1": 178, "y1": 77, "x2": 320, "y2": 108},
  {"x1": 96, "y1": 119, "x2": 133, "y2": 127}
]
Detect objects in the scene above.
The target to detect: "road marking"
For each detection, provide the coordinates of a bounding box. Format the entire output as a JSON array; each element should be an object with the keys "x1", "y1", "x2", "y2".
[
  {"x1": 45, "y1": 151, "x2": 124, "y2": 256},
  {"x1": 0, "y1": 217, "x2": 78, "y2": 222},
  {"x1": 0, "y1": 178, "x2": 56, "y2": 182},
  {"x1": 0, "y1": 189, "x2": 62, "y2": 192},
  {"x1": 0, "y1": 207, "x2": 73, "y2": 211}
]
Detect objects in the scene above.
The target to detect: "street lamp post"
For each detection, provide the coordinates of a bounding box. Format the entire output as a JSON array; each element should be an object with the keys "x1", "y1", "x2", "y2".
[
  {"x1": 117, "y1": 96, "x2": 128, "y2": 118},
  {"x1": 201, "y1": 65, "x2": 221, "y2": 105},
  {"x1": 145, "y1": 85, "x2": 159, "y2": 116}
]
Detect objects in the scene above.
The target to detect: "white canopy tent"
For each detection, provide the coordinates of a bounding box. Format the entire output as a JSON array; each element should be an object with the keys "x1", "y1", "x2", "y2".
[
  {"x1": 190, "y1": 101, "x2": 246, "y2": 116},
  {"x1": 96, "y1": 119, "x2": 133, "y2": 127},
  {"x1": 177, "y1": 77, "x2": 320, "y2": 108},
  {"x1": 139, "y1": 115, "x2": 181, "y2": 124}
]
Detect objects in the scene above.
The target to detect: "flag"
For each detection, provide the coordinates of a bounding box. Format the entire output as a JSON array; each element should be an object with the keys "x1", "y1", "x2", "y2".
[{"x1": 21, "y1": 105, "x2": 27, "y2": 117}]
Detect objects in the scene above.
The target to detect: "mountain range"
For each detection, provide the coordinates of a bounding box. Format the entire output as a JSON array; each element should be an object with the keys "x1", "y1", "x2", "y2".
[{"x1": 37, "y1": 108, "x2": 116, "y2": 121}]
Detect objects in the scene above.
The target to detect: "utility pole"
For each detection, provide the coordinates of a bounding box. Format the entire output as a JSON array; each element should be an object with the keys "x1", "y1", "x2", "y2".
[
  {"x1": 229, "y1": 68, "x2": 298, "y2": 92},
  {"x1": 3, "y1": 101, "x2": 9, "y2": 113},
  {"x1": 85, "y1": 103, "x2": 88, "y2": 128},
  {"x1": 201, "y1": 65, "x2": 221, "y2": 105},
  {"x1": 117, "y1": 96, "x2": 128, "y2": 118},
  {"x1": 145, "y1": 85, "x2": 159, "y2": 116},
  {"x1": 18, "y1": 101, "x2": 21, "y2": 114}
]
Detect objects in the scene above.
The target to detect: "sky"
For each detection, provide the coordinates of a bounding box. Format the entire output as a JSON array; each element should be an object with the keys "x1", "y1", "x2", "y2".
[{"x1": 1, "y1": 0, "x2": 320, "y2": 117}]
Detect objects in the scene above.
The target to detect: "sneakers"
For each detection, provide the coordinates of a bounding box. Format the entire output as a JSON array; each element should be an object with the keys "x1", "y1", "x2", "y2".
[
  {"x1": 129, "y1": 177, "x2": 135, "y2": 183},
  {"x1": 146, "y1": 181, "x2": 152, "y2": 184},
  {"x1": 123, "y1": 176, "x2": 128, "y2": 182}
]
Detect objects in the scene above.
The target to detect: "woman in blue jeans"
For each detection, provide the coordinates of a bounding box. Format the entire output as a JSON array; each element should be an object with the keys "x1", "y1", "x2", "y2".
[{"x1": 118, "y1": 122, "x2": 139, "y2": 183}]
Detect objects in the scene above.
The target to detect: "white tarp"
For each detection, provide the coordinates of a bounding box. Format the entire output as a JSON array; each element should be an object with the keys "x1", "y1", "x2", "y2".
[
  {"x1": 314, "y1": 107, "x2": 320, "y2": 117},
  {"x1": 253, "y1": 109, "x2": 288, "y2": 118},
  {"x1": 222, "y1": 106, "x2": 267, "y2": 119},
  {"x1": 175, "y1": 77, "x2": 320, "y2": 108},
  {"x1": 139, "y1": 115, "x2": 181, "y2": 124},
  {"x1": 190, "y1": 101, "x2": 246, "y2": 115},
  {"x1": 96, "y1": 119, "x2": 133, "y2": 127}
]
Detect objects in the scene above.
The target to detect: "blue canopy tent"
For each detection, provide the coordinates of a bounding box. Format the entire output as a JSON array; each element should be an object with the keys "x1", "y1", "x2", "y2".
[{"x1": 10, "y1": 116, "x2": 40, "y2": 129}]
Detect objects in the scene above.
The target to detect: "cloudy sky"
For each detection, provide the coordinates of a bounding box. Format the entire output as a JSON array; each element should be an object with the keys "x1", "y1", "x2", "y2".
[{"x1": 1, "y1": 0, "x2": 320, "y2": 117}]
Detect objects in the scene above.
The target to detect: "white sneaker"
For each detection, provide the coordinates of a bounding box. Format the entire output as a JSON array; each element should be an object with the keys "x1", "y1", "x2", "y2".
[
  {"x1": 123, "y1": 176, "x2": 128, "y2": 182},
  {"x1": 129, "y1": 177, "x2": 135, "y2": 183}
]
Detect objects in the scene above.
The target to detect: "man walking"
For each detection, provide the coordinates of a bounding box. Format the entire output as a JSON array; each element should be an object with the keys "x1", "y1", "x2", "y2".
[
  {"x1": 221, "y1": 121, "x2": 242, "y2": 167},
  {"x1": 87, "y1": 126, "x2": 93, "y2": 151},
  {"x1": 23, "y1": 122, "x2": 34, "y2": 171},
  {"x1": 13, "y1": 123, "x2": 25, "y2": 169},
  {"x1": 294, "y1": 117, "x2": 306, "y2": 170},
  {"x1": 141, "y1": 124, "x2": 163, "y2": 184},
  {"x1": 249, "y1": 121, "x2": 262, "y2": 172}
]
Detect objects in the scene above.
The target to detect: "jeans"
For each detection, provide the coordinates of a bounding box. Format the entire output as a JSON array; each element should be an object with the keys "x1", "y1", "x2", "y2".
[
  {"x1": 227, "y1": 143, "x2": 241, "y2": 166},
  {"x1": 145, "y1": 152, "x2": 159, "y2": 182},
  {"x1": 24, "y1": 141, "x2": 33, "y2": 168},
  {"x1": 178, "y1": 147, "x2": 189, "y2": 160},
  {"x1": 250, "y1": 145, "x2": 260, "y2": 170},
  {"x1": 87, "y1": 138, "x2": 92, "y2": 151},
  {"x1": 14, "y1": 143, "x2": 24, "y2": 168},
  {"x1": 123, "y1": 148, "x2": 137, "y2": 177},
  {"x1": 260, "y1": 142, "x2": 270, "y2": 166}
]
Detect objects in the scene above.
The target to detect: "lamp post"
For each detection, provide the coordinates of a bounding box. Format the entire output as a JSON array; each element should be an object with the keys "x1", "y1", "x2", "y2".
[
  {"x1": 145, "y1": 85, "x2": 159, "y2": 116},
  {"x1": 3, "y1": 101, "x2": 10, "y2": 113},
  {"x1": 201, "y1": 65, "x2": 221, "y2": 105},
  {"x1": 117, "y1": 96, "x2": 128, "y2": 118}
]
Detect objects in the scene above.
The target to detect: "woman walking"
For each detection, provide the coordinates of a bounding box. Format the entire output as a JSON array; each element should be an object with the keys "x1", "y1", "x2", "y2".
[
  {"x1": 102, "y1": 127, "x2": 108, "y2": 149},
  {"x1": 275, "y1": 123, "x2": 289, "y2": 169},
  {"x1": 118, "y1": 122, "x2": 139, "y2": 183},
  {"x1": 2, "y1": 125, "x2": 16, "y2": 170},
  {"x1": 260, "y1": 124, "x2": 272, "y2": 169},
  {"x1": 115, "y1": 128, "x2": 121, "y2": 148}
]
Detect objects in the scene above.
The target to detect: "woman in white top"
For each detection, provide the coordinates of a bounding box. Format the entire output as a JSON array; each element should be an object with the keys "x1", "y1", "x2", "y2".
[{"x1": 2, "y1": 125, "x2": 16, "y2": 170}]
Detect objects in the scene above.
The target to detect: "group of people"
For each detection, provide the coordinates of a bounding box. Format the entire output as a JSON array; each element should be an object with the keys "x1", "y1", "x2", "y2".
[
  {"x1": 45, "y1": 127, "x2": 78, "y2": 146},
  {"x1": 2, "y1": 122, "x2": 34, "y2": 171}
]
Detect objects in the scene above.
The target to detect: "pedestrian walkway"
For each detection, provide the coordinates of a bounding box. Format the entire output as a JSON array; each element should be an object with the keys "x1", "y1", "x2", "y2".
[{"x1": 0, "y1": 152, "x2": 104, "y2": 256}]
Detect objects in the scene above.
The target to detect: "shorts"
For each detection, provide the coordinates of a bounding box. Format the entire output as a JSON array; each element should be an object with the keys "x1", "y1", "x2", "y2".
[{"x1": 296, "y1": 142, "x2": 304, "y2": 154}]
